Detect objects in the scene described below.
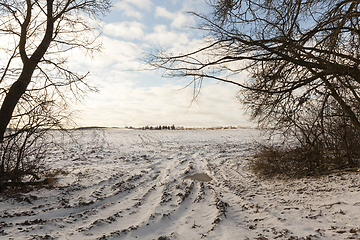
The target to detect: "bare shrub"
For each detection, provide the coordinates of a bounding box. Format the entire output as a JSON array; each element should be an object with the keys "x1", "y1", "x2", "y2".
[
  {"x1": 252, "y1": 145, "x2": 326, "y2": 178},
  {"x1": 0, "y1": 100, "x2": 66, "y2": 193},
  {"x1": 253, "y1": 122, "x2": 360, "y2": 179}
]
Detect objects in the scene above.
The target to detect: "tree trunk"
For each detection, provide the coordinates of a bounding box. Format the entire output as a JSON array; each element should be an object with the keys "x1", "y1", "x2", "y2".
[{"x1": 0, "y1": 68, "x2": 34, "y2": 143}]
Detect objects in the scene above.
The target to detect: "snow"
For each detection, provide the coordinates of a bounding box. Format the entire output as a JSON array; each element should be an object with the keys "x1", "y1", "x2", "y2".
[{"x1": 1, "y1": 129, "x2": 360, "y2": 240}]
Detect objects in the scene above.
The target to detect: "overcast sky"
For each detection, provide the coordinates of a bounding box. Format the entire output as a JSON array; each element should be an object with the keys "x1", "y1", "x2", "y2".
[{"x1": 70, "y1": 0, "x2": 252, "y2": 128}]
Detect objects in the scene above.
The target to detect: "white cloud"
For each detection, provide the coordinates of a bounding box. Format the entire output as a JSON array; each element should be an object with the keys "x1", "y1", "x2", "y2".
[
  {"x1": 67, "y1": 36, "x2": 143, "y2": 72},
  {"x1": 75, "y1": 80, "x2": 250, "y2": 128},
  {"x1": 155, "y1": 6, "x2": 195, "y2": 29},
  {"x1": 114, "y1": 0, "x2": 153, "y2": 19},
  {"x1": 155, "y1": 6, "x2": 173, "y2": 19},
  {"x1": 124, "y1": 0, "x2": 153, "y2": 11},
  {"x1": 145, "y1": 25, "x2": 190, "y2": 47},
  {"x1": 115, "y1": 3, "x2": 143, "y2": 19},
  {"x1": 103, "y1": 21, "x2": 145, "y2": 39}
]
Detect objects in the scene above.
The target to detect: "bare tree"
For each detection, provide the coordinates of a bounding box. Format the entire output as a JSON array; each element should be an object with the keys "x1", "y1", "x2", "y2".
[
  {"x1": 0, "y1": 0, "x2": 111, "y2": 142},
  {"x1": 148, "y1": 0, "x2": 360, "y2": 134}
]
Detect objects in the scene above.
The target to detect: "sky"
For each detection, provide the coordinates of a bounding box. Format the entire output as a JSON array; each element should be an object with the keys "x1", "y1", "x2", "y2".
[{"x1": 69, "y1": 0, "x2": 252, "y2": 128}]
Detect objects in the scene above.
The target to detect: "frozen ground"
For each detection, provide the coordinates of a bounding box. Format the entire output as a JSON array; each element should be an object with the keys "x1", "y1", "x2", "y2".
[{"x1": 1, "y1": 129, "x2": 360, "y2": 240}]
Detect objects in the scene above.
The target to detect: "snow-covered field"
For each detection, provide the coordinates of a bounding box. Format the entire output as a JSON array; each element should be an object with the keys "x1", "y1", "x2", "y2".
[{"x1": 1, "y1": 129, "x2": 360, "y2": 240}]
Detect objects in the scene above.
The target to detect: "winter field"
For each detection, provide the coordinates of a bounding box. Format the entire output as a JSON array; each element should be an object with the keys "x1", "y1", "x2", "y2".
[{"x1": 1, "y1": 129, "x2": 360, "y2": 240}]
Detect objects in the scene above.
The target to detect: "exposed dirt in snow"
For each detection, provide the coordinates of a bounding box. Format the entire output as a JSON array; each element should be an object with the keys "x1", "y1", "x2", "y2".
[
  {"x1": 183, "y1": 173, "x2": 212, "y2": 182},
  {"x1": 1, "y1": 129, "x2": 360, "y2": 240}
]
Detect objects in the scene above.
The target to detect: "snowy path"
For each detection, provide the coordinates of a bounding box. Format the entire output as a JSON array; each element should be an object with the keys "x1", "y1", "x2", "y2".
[{"x1": 1, "y1": 129, "x2": 360, "y2": 239}]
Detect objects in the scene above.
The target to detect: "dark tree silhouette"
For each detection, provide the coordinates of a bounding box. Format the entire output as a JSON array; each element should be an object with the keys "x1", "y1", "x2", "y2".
[
  {"x1": 148, "y1": 0, "x2": 360, "y2": 134},
  {"x1": 0, "y1": 0, "x2": 111, "y2": 142}
]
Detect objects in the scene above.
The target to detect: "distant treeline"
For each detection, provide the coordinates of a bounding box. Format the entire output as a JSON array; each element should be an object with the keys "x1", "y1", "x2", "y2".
[{"x1": 141, "y1": 125, "x2": 176, "y2": 130}]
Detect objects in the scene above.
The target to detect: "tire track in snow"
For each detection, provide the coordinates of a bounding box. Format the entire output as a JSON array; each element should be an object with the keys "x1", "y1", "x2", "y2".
[{"x1": 88, "y1": 140, "x2": 232, "y2": 240}]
